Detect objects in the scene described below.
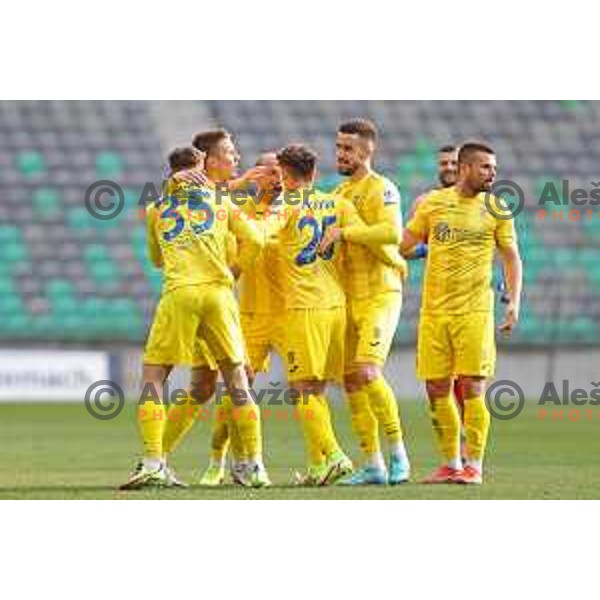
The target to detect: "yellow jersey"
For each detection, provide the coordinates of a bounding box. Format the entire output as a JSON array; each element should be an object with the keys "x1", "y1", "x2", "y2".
[
  {"x1": 406, "y1": 186, "x2": 517, "y2": 315},
  {"x1": 334, "y1": 171, "x2": 404, "y2": 299},
  {"x1": 146, "y1": 181, "x2": 262, "y2": 292},
  {"x1": 236, "y1": 196, "x2": 286, "y2": 314},
  {"x1": 277, "y1": 187, "x2": 399, "y2": 310}
]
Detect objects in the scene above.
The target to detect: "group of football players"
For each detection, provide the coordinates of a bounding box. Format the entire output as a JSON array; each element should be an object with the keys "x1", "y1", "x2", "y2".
[{"x1": 120, "y1": 118, "x2": 522, "y2": 490}]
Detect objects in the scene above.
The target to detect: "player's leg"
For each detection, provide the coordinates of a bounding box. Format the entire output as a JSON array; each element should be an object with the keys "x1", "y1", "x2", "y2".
[
  {"x1": 224, "y1": 313, "x2": 272, "y2": 485},
  {"x1": 121, "y1": 288, "x2": 197, "y2": 489},
  {"x1": 220, "y1": 361, "x2": 269, "y2": 486},
  {"x1": 453, "y1": 376, "x2": 488, "y2": 484},
  {"x1": 343, "y1": 314, "x2": 381, "y2": 475},
  {"x1": 453, "y1": 378, "x2": 468, "y2": 465},
  {"x1": 119, "y1": 363, "x2": 173, "y2": 490},
  {"x1": 417, "y1": 315, "x2": 462, "y2": 483},
  {"x1": 162, "y1": 364, "x2": 216, "y2": 457},
  {"x1": 341, "y1": 293, "x2": 409, "y2": 485},
  {"x1": 452, "y1": 312, "x2": 496, "y2": 484},
  {"x1": 201, "y1": 287, "x2": 270, "y2": 487},
  {"x1": 288, "y1": 307, "x2": 352, "y2": 486}
]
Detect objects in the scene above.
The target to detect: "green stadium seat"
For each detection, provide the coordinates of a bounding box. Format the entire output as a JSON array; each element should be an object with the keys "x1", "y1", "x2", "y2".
[
  {"x1": 0, "y1": 277, "x2": 16, "y2": 295},
  {"x1": 414, "y1": 138, "x2": 436, "y2": 159},
  {"x1": 0, "y1": 293, "x2": 24, "y2": 313},
  {"x1": 0, "y1": 313, "x2": 30, "y2": 336},
  {"x1": 46, "y1": 279, "x2": 75, "y2": 298},
  {"x1": 0, "y1": 227, "x2": 28, "y2": 271},
  {"x1": 83, "y1": 245, "x2": 120, "y2": 286},
  {"x1": 32, "y1": 187, "x2": 61, "y2": 218},
  {"x1": 16, "y1": 150, "x2": 46, "y2": 178},
  {"x1": 67, "y1": 207, "x2": 121, "y2": 230},
  {"x1": 95, "y1": 151, "x2": 124, "y2": 179}
]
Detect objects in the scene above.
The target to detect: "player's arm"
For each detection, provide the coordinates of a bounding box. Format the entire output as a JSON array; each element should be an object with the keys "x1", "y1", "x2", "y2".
[
  {"x1": 319, "y1": 198, "x2": 400, "y2": 256},
  {"x1": 399, "y1": 193, "x2": 429, "y2": 260},
  {"x1": 344, "y1": 180, "x2": 403, "y2": 246},
  {"x1": 496, "y1": 217, "x2": 522, "y2": 334},
  {"x1": 226, "y1": 166, "x2": 271, "y2": 191},
  {"x1": 146, "y1": 206, "x2": 163, "y2": 268},
  {"x1": 226, "y1": 199, "x2": 264, "y2": 273},
  {"x1": 399, "y1": 197, "x2": 429, "y2": 255}
]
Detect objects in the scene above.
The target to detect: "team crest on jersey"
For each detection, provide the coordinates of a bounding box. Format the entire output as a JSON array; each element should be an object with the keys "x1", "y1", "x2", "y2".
[{"x1": 433, "y1": 222, "x2": 452, "y2": 243}]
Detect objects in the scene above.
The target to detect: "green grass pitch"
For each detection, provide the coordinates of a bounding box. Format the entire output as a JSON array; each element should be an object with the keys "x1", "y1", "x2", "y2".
[{"x1": 1, "y1": 400, "x2": 599, "y2": 499}]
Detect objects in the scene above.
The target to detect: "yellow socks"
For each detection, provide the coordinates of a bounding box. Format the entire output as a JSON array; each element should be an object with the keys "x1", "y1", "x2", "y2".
[
  {"x1": 297, "y1": 394, "x2": 340, "y2": 466},
  {"x1": 347, "y1": 388, "x2": 380, "y2": 455},
  {"x1": 138, "y1": 397, "x2": 166, "y2": 460},
  {"x1": 162, "y1": 393, "x2": 200, "y2": 456},
  {"x1": 463, "y1": 394, "x2": 490, "y2": 470},
  {"x1": 210, "y1": 411, "x2": 231, "y2": 466},
  {"x1": 231, "y1": 398, "x2": 263, "y2": 463},
  {"x1": 364, "y1": 377, "x2": 404, "y2": 447},
  {"x1": 317, "y1": 395, "x2": 342, "y2": 458},
  {"x1": 428, "y1": 393, "x2": 461, "y2": 469}
]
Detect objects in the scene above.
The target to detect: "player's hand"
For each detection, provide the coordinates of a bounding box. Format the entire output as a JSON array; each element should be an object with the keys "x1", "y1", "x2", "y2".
[
  {"x1": 498, "y1": 302, "x2": 519, "y2": 335},
  {"x1": 318, "y1": 227, "x2": 343, "y2": 255},
  {"x1": 172, "y1": 168, "x2": 209, "y2": 187},
  {"x1": 229, "y1": 166, "x2": 270, "y2": 190}
]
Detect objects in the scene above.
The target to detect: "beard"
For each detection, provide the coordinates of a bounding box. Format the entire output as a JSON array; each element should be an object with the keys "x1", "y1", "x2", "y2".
[
  {"x1": 337, "y1": 164, "x2": 356, "y2": 176},
  {"x1": 439, "y1": 172, "x2": 457, "y2": 188}
]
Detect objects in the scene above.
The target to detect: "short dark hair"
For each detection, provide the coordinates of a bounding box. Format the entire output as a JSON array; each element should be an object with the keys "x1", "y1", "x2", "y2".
[
  {"x1": 338, "y1": 118, "x2": 378, "y2": 142},
  {"x1": 438, "y1": 144, "x2": 457, "y2": 154},
  {"x1": 458, "y1": 142, "x2": 495, "y2": 164},
  {"x1": 276, "y1": 144, "x2": 317, "y2": 180},
  {"x1": 168, "y1": 146, "x2": 203, "y2": 172},
  {"x1": 192, "y1": 129, "x2": 231, "y2": 157}
]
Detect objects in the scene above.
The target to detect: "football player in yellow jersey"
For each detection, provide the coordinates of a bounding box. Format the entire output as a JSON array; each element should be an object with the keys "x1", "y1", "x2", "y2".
[
  {"x1": 157, "y1": 130, "x2": 273, "y2": 487},
  {"x1": 323, "y1": 119, "x2": 410, "y2": 485},
  {"x1": 198, "y1": 152, "x2": 287, "y2": 486},
  {"x1": 276, "y1": 143, "x2": 402, "y2": 485},
  {"x1": 400, "y1": 142, "x2": 523, "y2": 485},
  {"x1": 120, "y1": 146, "x2": 269, "y2": 489}
]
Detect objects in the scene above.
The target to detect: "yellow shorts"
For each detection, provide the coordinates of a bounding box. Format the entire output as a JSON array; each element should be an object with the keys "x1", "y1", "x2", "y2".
[
  {"x1": 240, "y1": 312, "x2": 284, "y2": 373},
  {"x1": 144, "y1": 284, "x2": 245, "y2": 367},
  {"x1": 345, "y1": 291, "x2": 402, "y2": 370},
  {"x1": 416, "y1": 311, "x2": 496, "y2": 380},
  {"x1": 284, "y1": 307, "x2": 346, "y2": 383},
  {"x1": 190, "y1": 338, "x2": 218, "y2": 371}
]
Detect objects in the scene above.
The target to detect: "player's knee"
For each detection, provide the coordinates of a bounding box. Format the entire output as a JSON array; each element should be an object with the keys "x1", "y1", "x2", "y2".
[
  {"x1": 457, "y1": 376, "x2": 486, "y2": 399},
  {"x1": 293, "y1": 379, "x2": 323, "y2": 397},
  {"x1": 348, "y1": 364, "x2": 380, "y2": 389},
  {"x1": 426, "y1": 378, "x2": 452, "y2": 399},
  {"x1": 190, "y1": 368, "x2": 218, "y2": 403}
]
